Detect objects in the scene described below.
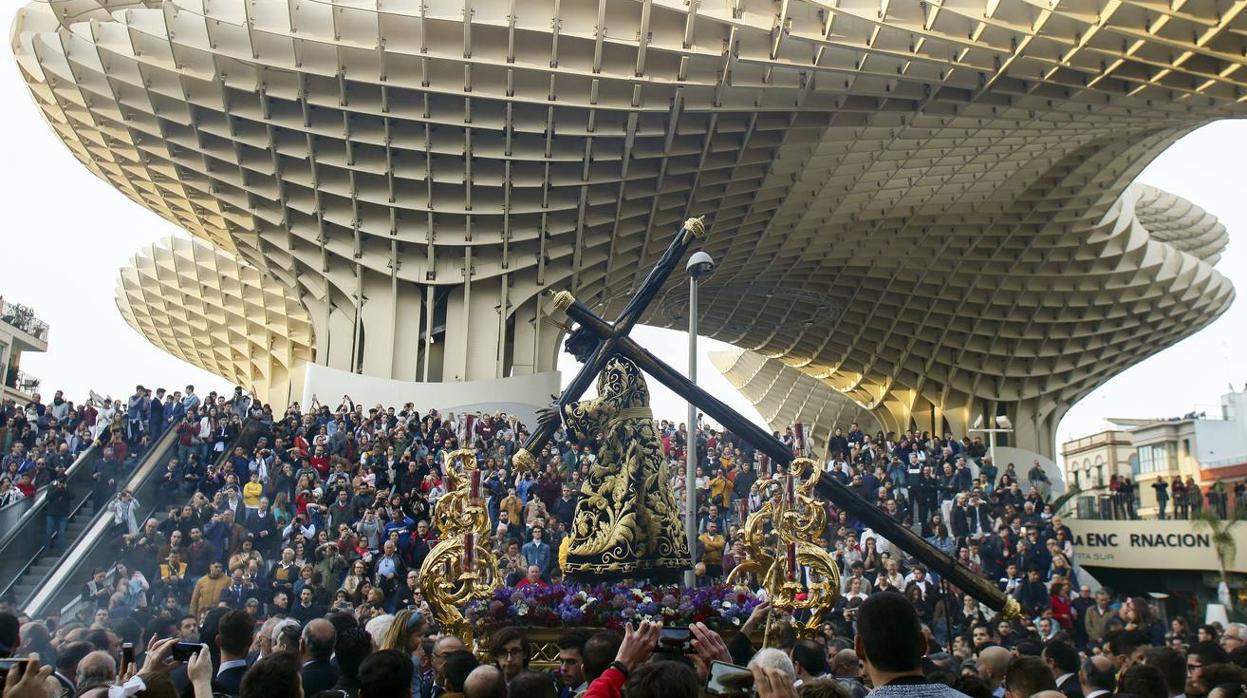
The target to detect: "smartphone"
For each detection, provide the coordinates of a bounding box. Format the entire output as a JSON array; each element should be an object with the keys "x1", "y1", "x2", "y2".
[
  {"x1": 657, "y1": 627, "x2": 693, "y2": 653},
  {"x1": 171, "y1": 642, "x2": 203, "y2": 662},
  {"x1": 121, "y1": 643, "x2": 135, "y2": 674},
  {"x1": 706, "y1": 660, "x2": 754, "y2": 697},
  {"x1": 0, "y1": 659, "x2": 33, "y2": 675}
]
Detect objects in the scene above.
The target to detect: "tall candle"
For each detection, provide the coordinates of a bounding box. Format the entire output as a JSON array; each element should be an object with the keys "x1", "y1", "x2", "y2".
[
  {"x1": 785, "y1": 472, "x2": 795, "y2": 507},
  {"x1": 464, "y1": 532, "x2": 476, "y2": 569},
  {"x1": 794, "y1": 422, "x2": 805, "y2": 455},
  {"x1": 786, "y1": 542, "x2": 797, "y2": 579},
  {"x1": 470, "y1": 469, "x2": 481, "y2": 502},
  {"x1": 738, "y1": 496, "x2": 749, "y2": 524}
]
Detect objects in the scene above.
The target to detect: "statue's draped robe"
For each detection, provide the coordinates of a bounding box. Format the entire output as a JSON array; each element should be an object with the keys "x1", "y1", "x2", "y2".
[{"x1": 562, "y1": 357, "x2": 691, "y2": 581}]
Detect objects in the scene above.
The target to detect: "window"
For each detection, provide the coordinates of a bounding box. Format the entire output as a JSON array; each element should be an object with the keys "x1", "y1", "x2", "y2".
[
  {"x1": 1138, "y1": 442, "x2": 1178, "y2": 474},
  {"x1": 1183, "y1": 439, "x2": 1191, "y2": 456}
]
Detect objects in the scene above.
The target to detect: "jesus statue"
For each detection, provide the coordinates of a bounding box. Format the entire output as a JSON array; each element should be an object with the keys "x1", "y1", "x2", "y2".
[{"x1": 535, "y1": 327, "x2": 692, "y2": 582}]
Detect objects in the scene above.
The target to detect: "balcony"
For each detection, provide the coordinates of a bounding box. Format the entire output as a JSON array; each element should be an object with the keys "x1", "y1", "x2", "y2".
[
  {"x1": 2, "y1": 368, "x2": 39, "y2": 403},
  {"x1": 0, "y1": 298, "x2": 49, "y2": 351}
]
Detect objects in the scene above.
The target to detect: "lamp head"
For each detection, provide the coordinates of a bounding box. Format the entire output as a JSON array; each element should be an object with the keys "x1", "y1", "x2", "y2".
[{"x1": 686, "y1": 251, "x2": 716, "y2": 279}]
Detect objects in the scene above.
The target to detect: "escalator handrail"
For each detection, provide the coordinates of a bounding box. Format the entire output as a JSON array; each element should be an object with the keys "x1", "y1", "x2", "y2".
[
  {"x1": 21, "y1": 426, "x2": 181, "y2": 617},
  {"x1": 0, "y1": 442, "x2": 99, "y2": 553}
]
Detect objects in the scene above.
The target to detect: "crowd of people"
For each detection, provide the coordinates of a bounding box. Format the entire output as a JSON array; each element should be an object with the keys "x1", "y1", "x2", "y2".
[
  {"x1": 0, "y1": 385, "x2": 262, "y2": 549},
  {"x1": 0, "y1": 385, "x2": 1243, "y2": 698},
  {"x1": 3, "y1": 583, "x2": 1246, "y2": 698}
]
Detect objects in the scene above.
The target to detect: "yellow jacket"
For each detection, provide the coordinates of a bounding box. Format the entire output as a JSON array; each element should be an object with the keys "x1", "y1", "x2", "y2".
[
  {"x1": 708, "y1": 476, "x2": 732, "y2": 508},
  {"x1": 242, "y1": 481, "x2": 263, "y2": 508},
  {"x1": 190, "y1": 573, "x2": 229, "y2": 617}
]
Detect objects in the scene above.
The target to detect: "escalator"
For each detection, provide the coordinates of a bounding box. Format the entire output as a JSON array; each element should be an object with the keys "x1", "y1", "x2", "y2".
[
  {"x1": 17, "y1": 425, "x2": 180, "y2": 616},
  {"x1": 0, "y1": 442, "x2": 102, "y2": 600},
  {"x1": 22, "y1": 419, "x2": 262, "y2": 618}
]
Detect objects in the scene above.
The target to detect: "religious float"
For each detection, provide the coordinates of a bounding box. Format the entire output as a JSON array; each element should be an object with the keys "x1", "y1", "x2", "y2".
[{"x1": 419, "y1": 218, "x2": 1019, "y2": 666}]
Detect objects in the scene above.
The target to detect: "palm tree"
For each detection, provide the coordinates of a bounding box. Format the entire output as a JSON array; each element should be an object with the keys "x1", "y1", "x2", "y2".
[{"x1": 1192, "y1": 509, "x2": 1242, "y2": 609}]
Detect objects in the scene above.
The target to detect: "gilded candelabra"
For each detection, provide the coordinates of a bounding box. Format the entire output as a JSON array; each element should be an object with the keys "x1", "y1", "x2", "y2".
[
  {"x1": 726, "y1": 457, "x2": 841, "y2": 639},
  {"x1": 419, "y1": 448, "x2": 502, "y2": 646}
]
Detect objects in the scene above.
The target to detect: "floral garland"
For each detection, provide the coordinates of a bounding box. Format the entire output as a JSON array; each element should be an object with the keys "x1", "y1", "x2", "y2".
[{"x1": 468, "y1": 583, "x2": 764, "y2": 632}]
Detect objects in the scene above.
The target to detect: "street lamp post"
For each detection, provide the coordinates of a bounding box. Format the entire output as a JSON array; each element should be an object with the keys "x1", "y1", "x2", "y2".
[
  {"x1": 970, "y1": 414, "x2": 1013, "y2": 463},
  {"x1": 685, "y1": 251, "x2": 715, "y2": 587}
]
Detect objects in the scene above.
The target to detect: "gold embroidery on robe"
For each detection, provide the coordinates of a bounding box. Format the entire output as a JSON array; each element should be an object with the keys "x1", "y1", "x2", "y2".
[{"x1": 562, "y1": 357, "x2": 691, "y2": 580}]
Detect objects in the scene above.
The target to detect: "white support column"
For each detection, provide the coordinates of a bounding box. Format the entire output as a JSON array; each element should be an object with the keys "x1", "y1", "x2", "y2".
[
  {"x1": 511, "y1": 296, "x2": 540, "y2": 376},
  {"x1": 442, "y1": 287, "x2": 470, "y2": 382},
  {"x1": 0, "y1": 341, "x2": 11, "y2": 384},
  {"x1": 326, "y1": 305, "x2": 357, "y2": 371},
  {"x1": 359, "y1": 273, "x2": 396, "y2": 377},
  {"x1": 465, "y1": 282, "x2": 504, "y2": 380},
  {"x1": 392, "y1": 284, "x2": 423, "y2": 382}
]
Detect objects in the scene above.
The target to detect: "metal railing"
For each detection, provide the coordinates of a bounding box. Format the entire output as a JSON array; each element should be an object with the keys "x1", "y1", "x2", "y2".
[
  {"x1": 1074, "y1": 493, "x2": 1246, "y2": 521},
  {"x1": 14, "y1": 370, "x2": 39, "y2": 394},
  {"x1": 1204, "y1": 455, "x2": 1247, "y2": 469},
  {"x1": 0, "y1": 299, "x2": 49, "y2": 342}
]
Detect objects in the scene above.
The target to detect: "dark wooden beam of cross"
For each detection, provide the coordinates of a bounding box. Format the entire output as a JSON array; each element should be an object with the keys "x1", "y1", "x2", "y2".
[{"x1": 512, "y1": 221, "x2": 1020, "y2": 620}]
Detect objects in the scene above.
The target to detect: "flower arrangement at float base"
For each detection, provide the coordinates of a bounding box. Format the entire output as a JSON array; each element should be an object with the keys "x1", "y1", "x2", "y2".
[{"x1": 468, "y1": 583, "x2": 765, "y2": 632}]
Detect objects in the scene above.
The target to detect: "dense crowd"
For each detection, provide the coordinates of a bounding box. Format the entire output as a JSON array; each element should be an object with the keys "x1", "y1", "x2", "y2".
[
  {"x1": 1, "y1": 386, "x2": 259, "y2": 550},
  {"x1": 2, "y1": 582, "x2": 1245, "y2": 698},
  {"x1": 0, "y1": 386, "x2": 1242, "y2": 698}
]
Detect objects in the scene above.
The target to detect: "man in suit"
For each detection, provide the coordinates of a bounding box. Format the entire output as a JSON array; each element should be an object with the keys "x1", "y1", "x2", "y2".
[
  {"x1": 300, "y1": 619, "x2": 340, "y2": 696},
  {"x1": 52, "y1": 641, "x2": 94, "y2": 698},
  {"x1": 219, "y1": 568, "x2": 253, "y2": 610},
  {"x1": 952, "y1": 490, "x2": 994, "y2": 543},
  {"x1": 330, "y1": 626, "x2": 373, "y2": 698},
  {"x1": 1044, "y1": 641, "x2": 1085, "y2": 698},
  {"x1": 422, "y1": 635, "x2": 467, "y2": 698},
  {"x1": 212, "y1": 610, "x2": 254, "y2": 697},
  {"x1": 1079, "y1": 655, "x2": 1116, "y2": 698},
  {"x1": 246, "y1": 498, "x2": 278, "y2": 558}
]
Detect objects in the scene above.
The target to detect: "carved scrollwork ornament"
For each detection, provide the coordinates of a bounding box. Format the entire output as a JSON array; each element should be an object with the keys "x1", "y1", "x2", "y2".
[
  {"x1": 726, "y1": 457, "x2": 840, "y2": 639},
  {"x1": 419, "y1": 448, "x2": 502, "y2": 649}
]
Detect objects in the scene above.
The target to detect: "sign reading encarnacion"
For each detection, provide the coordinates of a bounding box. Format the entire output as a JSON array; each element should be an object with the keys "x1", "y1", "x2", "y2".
[{"x1": 1067, "y1": 520, "x2": 1237, "y2": 572}]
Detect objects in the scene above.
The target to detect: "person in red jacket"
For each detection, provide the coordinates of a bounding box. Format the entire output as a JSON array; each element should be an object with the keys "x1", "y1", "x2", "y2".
[
  {"x1": 1049, "y1": 579, "x2": 1074, "y2": 630},
  {"x1": 515, "y1": 565, "x2": 548, "y2": 589},
  {"x1": 584, "y1": 620, "x2": 739, "y2": 698}
]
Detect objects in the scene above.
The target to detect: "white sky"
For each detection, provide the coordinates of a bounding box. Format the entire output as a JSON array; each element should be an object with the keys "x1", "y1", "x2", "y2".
[{"x1": 2, "y1": 47, "x2": 1243, "y2": 455}]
